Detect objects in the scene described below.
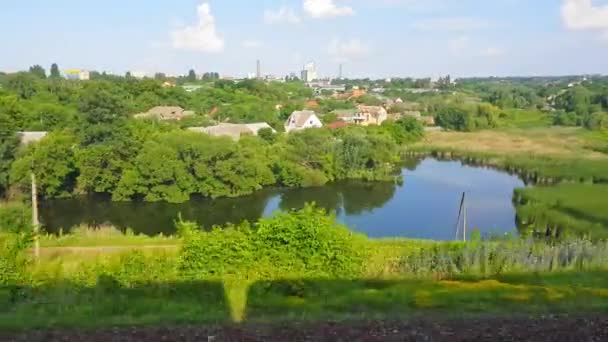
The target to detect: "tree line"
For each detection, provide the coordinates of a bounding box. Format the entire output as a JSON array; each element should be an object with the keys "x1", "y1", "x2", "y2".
[{"x1": 0, "y1": 65, "x2": 424, "y2": 202}]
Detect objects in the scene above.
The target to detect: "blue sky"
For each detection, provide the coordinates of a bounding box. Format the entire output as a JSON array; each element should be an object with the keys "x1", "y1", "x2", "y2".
[{"x1": 2, "y1": 0, "x2": 608, "y2": 78}]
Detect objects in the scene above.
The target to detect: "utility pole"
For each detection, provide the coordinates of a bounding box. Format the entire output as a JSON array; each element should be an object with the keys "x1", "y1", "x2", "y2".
[{"x1": 31, "y1": 172, "x2": 40, "y2": 259}]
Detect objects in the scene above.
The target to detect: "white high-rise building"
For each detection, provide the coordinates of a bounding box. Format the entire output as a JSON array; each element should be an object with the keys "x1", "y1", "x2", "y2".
[{"x1": 301, "y1": 61, "x2": 318, "y2": 83}]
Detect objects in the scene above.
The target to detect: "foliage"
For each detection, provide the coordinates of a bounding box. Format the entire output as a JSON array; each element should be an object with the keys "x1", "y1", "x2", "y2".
[
  {"x1": 0, "y1": 202, "x2": 31, "y2": 234},
  {"x1": 435, "y1": 103, "x2": 499, "y2": 131},
  {"x1": 0, "y1": 233, "x2": 31, "y2": 286},
  {"x1": 10, "y1": 131, "x2": 78, "y2": 197},
  {"x1": 179, "y1": 205, "x2": 367, "y2": 278}
]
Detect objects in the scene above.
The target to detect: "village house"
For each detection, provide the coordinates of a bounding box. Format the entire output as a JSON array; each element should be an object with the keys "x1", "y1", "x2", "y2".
[
  {"x1": 188, "y1": 123, "x2": 275, "y2": 141},
  {"x1": 134, "y1": 106, "x2": 194, "y2": 121},
  {"x1": 284, "y1": 110, "x2": 323, "y2": 133},
  {"x1": 334, "y1": 106, "x2": 387, "y2": 126}
]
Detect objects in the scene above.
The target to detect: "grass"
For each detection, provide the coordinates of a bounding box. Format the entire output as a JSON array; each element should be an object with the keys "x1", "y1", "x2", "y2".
[
  {"x1": 515, "y1": 184, "x2": 608, "y2": 239},
  {"x1": 1, "y1": 233, "x2": 606, "y2": 331},
  {"x1": 2, "y1": 270, "x2": 608, "y2": 330},
  {"x1": 417, "y1": 127, "x2": 607, "y2": 160},
  {"x1": 497, "y1": 109, "x2": 553, "y2": 129},
  {"x1": 39, "y1": 225, "x2": 181, "y2": 248},
  {"x1": 410, "y1": 127, "x2": 608, "y2": 184}
]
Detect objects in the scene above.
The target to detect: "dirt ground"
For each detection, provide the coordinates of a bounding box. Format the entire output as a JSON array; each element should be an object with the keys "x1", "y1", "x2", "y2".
[{"x1": 3, "y1": 316, "x2": 607, "y2": 342}]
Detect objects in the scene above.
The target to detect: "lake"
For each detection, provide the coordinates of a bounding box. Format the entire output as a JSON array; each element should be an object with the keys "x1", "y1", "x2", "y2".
[{"x1": 39, "y1": 158, "x2": 526, "y2": 240}]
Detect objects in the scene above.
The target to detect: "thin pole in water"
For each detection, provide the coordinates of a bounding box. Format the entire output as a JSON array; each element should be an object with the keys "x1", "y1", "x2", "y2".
[
  {"x1": 31, "y1": 172, "x2": 40, "y2": 260},
  {"x1": 454, "y1": 192, "x2": 465, "y2": 240},
  {"x1": 463, "y1": 194, "x2": 467, "y2": 242}
]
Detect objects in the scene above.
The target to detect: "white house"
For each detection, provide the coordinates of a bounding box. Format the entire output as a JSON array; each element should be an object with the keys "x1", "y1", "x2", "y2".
[{"x1": 284, "y1": 110, "x2": 323, "y2": 133}]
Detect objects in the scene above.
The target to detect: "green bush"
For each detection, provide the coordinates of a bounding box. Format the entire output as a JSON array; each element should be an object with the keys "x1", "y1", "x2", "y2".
[
  {"x1": 179, "y1": 223, "x2": 253, "y2": 278},
  {"x1": 0, "y1": 233, "x2": 31, "y2": 286},
  {"x1": 254, "y1": 205, "x2": 367, "y2": 278},
  {"x1": 0, "y1": 202, "x2": 32, "y2": 233},
  {"x1": 178, "y1": 205, "x2": 368, "y2": 279}
]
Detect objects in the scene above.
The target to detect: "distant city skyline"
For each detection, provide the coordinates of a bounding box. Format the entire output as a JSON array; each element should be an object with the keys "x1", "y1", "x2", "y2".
[{"x1": 2, "y1": 0, "x2": 608, "y2": 78}]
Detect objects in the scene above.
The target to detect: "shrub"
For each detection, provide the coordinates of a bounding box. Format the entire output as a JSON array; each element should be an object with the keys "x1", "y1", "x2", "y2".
[
  {"x1": 253, "y1": 204, "x2": 367, "y2": 278},
  {"x1": 0, "y1": 202, "x2": 32, "y2": 233},
  {"x1": 178, "y1": 205, "x2": 367, "y2": 279},
  {"x1": 179, "y1": 222, "x2": 254, "y2": 278},
  {"x1": 0, "y1": 233, "x2": 31, "y2": 286}
]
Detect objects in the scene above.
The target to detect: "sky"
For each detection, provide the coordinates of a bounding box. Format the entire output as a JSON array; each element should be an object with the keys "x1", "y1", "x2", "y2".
[{"x1": 2, "y1": 0, "x2": 608, "y2": 78}]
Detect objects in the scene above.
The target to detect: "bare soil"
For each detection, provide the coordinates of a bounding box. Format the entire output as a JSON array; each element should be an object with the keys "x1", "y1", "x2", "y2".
[{"x1": 3, "y1": 316, "x2": 607, "y2": 342}]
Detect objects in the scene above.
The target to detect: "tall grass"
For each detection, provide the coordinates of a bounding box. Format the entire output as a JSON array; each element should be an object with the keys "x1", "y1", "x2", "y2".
[
  {"x1": 399, "y1": 238, "x2": 608, "y2": 279},
  {"x1": 514, "y1": 184, "x2": 608, "y2": 240}
]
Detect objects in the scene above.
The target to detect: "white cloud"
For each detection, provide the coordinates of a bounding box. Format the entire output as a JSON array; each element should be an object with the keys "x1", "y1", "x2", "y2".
[
  {"x1": 412, "y1": 17, "x2": 491, "y2": 31},
  {"x1": 242, "y1": 40, "x2": 262, "y2": 49},
  {"x1": 328, "y1": 38, "x2": 369, "y2": 62},
  {"x1": 562, "y1": 0, "x2": 608, "y2": 30},
  {"x1": 264, "y1": 7, "x2": 301, "y2": 24},
  {"x1": 303, "y1": 0, "x2": 355, "y2": 19},
  {"x1": 562, "y1": 0, "x2": 608, "y2": 40},
  {"x1": 480, "y1": 47, "x2": 505, "y2": 57},
  {"x1": 171, "y1": 2, "x2": 224, "y2": 53}
]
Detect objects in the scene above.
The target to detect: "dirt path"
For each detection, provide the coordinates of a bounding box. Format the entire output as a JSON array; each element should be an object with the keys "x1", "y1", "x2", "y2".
[{"x1": 3, "y1": 316, "x2": 607, "y2": 341}]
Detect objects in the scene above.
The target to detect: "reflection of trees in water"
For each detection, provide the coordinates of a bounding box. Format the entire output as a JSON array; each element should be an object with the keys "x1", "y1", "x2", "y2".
[
  {"x1": 401, "y1": 157, "x2": 423, "y2": 171},
  {"x1": 40, "y1": 180, "x2": 399, "y2": 236},
  {"x1": 40, "y1": 190, "x2": 277, "y2": 235},
  {"x1": 278, "y1": 186, "x2": 343, "y2": 215},
  {"x1": 340, "y1": 182, "x2": 397, "y2": 215},
  {"x1": 278, "y1": 181, "x2": 397, "y2": 217}
]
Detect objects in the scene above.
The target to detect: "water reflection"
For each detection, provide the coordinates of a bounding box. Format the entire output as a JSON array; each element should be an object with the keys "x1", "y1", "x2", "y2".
[{"x1": 40, "y1": 158, "x2": 526, "y2": 240}]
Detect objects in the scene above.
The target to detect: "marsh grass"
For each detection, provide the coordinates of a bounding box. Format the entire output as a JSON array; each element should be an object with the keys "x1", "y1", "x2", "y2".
[{"x1": 514, "y1": 184, "x2": 608, "y2": 239}]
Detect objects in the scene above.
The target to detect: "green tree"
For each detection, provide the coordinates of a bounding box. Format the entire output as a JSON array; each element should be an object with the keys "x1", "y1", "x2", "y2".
[
  {"x1": 28, "y1": 65, "x2": 46, "y2": 79},
  {"x1": 0, "y1": 112, "x2": 19, "y2": 197},
  {"x1": 10, "y1": 131, "x2": 78, "y2": 198},
  {"x1": 49, "y1": 63, "x2": 61, "y2": 79},
  {"x1": 187, "y1": 69, "x2": 197, "y2": 83},
  {"x1": 6, "y1": 73, "x2": 38, "y2": 100},
  {"x1": 584, "y1": 112, "x2": 608, "y2": 130},
  {"x1": 77, "y1": 82, "x2": 129, "y2": 145},
  {"x1": 258, "y1": 127, "x2": 277, "y2": 144}
]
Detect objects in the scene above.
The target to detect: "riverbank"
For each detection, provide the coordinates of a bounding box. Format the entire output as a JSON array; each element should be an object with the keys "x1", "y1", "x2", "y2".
[{"x1": 407, "y1": 128, "x2": 608, "y2": 238}]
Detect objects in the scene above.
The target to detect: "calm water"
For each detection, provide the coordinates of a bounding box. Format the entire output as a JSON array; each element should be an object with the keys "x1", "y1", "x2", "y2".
[{"x1": 40, "y1": 158, "x2": 526, "y2": 240}]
